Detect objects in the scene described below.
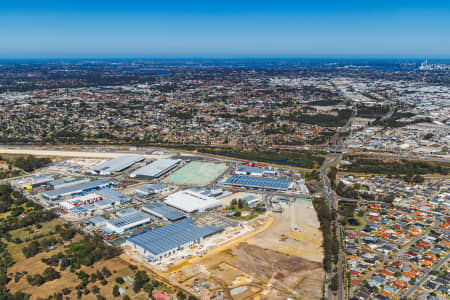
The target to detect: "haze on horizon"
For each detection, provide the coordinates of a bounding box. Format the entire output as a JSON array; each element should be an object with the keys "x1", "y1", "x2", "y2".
[{"x1": 1, "y1": 0, "x2": 450, "y2": 59}]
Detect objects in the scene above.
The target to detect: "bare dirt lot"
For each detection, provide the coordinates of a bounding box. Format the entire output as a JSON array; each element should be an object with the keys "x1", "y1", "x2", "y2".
[
  {"x1": 248, "y1": 201, "x2": 323, "y2": 263},
  {"x1": 171, "y1": 243, "x2": 323, "y2": 300},
  {"x1": 169, "y1": 201, "x2": 325, "y2": 299},
  {"x1": 0, "y1": 148, "x2": 172, "y2": 160},
  {"x1": 231, "y1": 243, "x2": 323, "y2": 300}
]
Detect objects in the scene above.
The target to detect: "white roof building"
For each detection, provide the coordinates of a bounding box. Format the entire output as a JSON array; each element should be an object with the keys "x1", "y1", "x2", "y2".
[
  {"x1": 130, "y1": 159, "x2": 180, "y2": 179},
  {"x1": 164, "y1": 188, "x2": 222, "y2": 213},
  {"x1": 88, "y1": 155, "x2": 145, "y2": 175},
  {"x1": 105, "y1": 213, "x2": 150, "y2": 234}
]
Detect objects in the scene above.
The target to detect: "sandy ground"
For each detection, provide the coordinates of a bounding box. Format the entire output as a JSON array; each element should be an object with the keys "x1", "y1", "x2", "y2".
[
  {"x1": 170, "y1": 242, "x2": 323, "y2": 300},
  {"x1": 165, "y1": 202, "x2": 325, "y2": 299},
  {"x1": 44, "y1": 158, "x2": 106, "y2": 174},
  {"x1": 0, "y1": 148, "x2": 172, "y2": 160},
  {"x1": 248, "y1": 201, "x2": 323, "y2": 263}
]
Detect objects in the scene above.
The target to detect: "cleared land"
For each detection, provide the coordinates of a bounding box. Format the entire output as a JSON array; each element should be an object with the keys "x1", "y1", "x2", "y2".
[
  {"x1": 248, "y1": 201, "x2": 323, "y2": 263},
  {"x1": 164, "y1": 161, "x2": 228, "y2": 186},
  {"x1": 170, "y1": 242, "x2": 323, "y2": 300},
  {"x1": 0, "y1": 147, "x2": 171, "y2": 160},
  {"x1": 167, "y1": 201, "x2": 324, "y2": 299}
]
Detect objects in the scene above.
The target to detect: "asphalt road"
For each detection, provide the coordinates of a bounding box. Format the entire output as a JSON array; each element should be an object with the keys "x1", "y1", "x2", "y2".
[
  {"x1": 403, "y1": 253, "x2": 449, "y2": 298},
  {"x1": 320, "y1": 111, "x2": 354, "y2": 300}
]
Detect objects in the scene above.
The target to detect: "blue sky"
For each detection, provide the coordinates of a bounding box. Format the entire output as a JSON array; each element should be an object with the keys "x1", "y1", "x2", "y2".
[{"x1": 1, "y1": 0, "x2": 450, "y2": 58}]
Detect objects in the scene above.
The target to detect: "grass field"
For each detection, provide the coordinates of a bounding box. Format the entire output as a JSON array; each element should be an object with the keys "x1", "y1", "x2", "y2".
[{"x1": 165, "y1": 161, "x2": 227, "y2": 186}]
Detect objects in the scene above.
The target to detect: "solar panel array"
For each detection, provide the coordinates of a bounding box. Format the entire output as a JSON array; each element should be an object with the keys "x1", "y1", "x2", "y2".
[
  {"x1": 127, "y1": 219, "x2": 223, "y2": 257},
  {"x1": 223, "y1": 175, "x2": 291, "y2": 190},
  {"x1": 108, "y1": 212, "x2": 149, "y2": 229},
  {"x1": 142, "y1": 202, "x2": 186, "y2": 221}
]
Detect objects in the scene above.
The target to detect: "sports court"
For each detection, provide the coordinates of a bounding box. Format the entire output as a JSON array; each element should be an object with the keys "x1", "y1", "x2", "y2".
[{"x1": 164, "y1": 161, "x2": 227, "y2": 186}]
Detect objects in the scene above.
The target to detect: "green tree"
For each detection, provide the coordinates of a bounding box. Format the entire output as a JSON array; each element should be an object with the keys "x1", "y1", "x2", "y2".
[
  {"x1": 113, "y1": 285, "x2": 120, "y2": 297},
  {"x1": 115, "y1": 277, "x2": 124, "y2": 284}
]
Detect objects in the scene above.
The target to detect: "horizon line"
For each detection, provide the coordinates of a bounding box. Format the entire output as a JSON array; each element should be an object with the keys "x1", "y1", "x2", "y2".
[{"x1": 1, "y1": 56, "x2": 450, "y2": 61}]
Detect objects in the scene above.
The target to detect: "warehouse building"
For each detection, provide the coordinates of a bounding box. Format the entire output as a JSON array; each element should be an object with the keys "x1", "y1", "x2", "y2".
[
  {"x1": 222, "y1": 175, "x2": 293, "y2": 191},
  {"x1": 235, "y1": 166, "x2": 278, "y2": 176},
  {"x1": 242, "y1": 195, "x2": 260, "y2": 206},
  {"x1": 129, "y1": 159, "x2": 180, "y2": 179},
  {"x1": 94, "y1": 189, "x2": 131, "y2": 211},
  {"x1": 42, "y1": 179, "x2": 117, "y2": 200},
  {"x1": 49, "y1": 177, "x2": 91, "y2": 190},
  {"x1": 117, "y1": 207, "x2": 139, "y2": 218},
  {"x1": 164, "y1": 188, "x2": 222, "y2": 213},
  {"x1": 93, "y1": 199, "x2": 117, "y2": 211},
  {"x1": 105, "y1": 212, "x2": 151, "y2": 234},
  {"x1": 126, "y1": 218, "x2": 223, "y2": 261},
  {"x1": 141, "y1": 202, "x2": 186, "y2": 221},
  {"x1": 135, "y1": 184, "x2": 170, "y2": 198},
  {"x1": 58, "y1": 188, "x2": 129, "y2": 214},
  {"x1": 83, "y1": 216, "x2": 108, "y2": 228},
  {"x1": 88, "y1": 155, "x2": 145, "y2": 175},
  {"x1": 68, "y1": 205, "x2": 95, "y2": 218},
  {"x1": 17, "y1": 175, "x2": 54, "y2": 189},
  {"x1": 96, "y1": 189, "x2": 131, "y2": 204},
  {"x1": 58, "y1": 193, "x2": 104, "y2": 211}
]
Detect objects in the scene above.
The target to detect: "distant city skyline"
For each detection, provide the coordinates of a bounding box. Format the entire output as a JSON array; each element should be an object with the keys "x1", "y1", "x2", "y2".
[{"x1": 1, "y1": 0, "x2": 450, "y2": 58}]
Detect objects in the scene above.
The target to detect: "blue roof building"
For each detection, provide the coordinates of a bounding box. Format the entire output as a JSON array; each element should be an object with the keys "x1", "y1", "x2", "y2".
[
  {"x1": 126, "y1": 218, "x2": 223, "y2": 261},
  {"x1": 141, "y1": 202, "x2": 186, "y2": 221},
  {"x1": 223, "y1": 175, "x2": 292, "y2": 191},
  {"x1": 106, "y1": 212, "x2": 150, "y2": 234},
  {"x1": 135, "y1": 184, "x2": 170, "y2": 197},
  {"x1": 42, "y1": 179, "x2": 117, "y2": 200}
]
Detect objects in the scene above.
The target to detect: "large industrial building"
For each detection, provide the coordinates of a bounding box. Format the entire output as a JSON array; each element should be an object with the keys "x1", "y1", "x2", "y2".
[
  {"x1": 129, "y1": 159, "x2": 180, "y2": 179},
  {"x1": 88, "y1": 155, "x2": 145, "y2": 175},
  {"x1": 42, "y1": 178, "x2": 117, "y2": 200},
  {"x1": 126, "y1": 218, "x2": 223, "y2": 261},
  {"x1": 164, "y1": 188, "x2": 222, "y2": 213},
  {"x1": 58, "y1": 193, "x2": 104, "y2": 211},
  {"x1": 135, "y1": 184, "x2": 170, "y2": 198},
  {"x1": 105, "y1": 212, "x2": 151, "y2": 233},
  {"x1": 96, "y1": 189, "x2": 131, "y2": 204},
  {"x1": 58, "y1": 188, "x2": 129, "y2": 213},
  {"x1": 235, "y1": 166, "x2": 278, "y2": 176},
  {"x1": 222, "y1": 175, "x2": 293, "y2": 191},
  {"x1": 141, "y1": 202, "x2": 186, "y2": 221},
  {"x1": 49, "y1": 177, "x2": 91, "y2": 190},
  {"x1": 16, "y1": 175, "x2": 54, "y2": 189}
]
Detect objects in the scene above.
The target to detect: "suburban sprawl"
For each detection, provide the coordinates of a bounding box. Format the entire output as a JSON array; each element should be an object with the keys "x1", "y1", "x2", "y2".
[{"x1": 0, "y1": 59, "x2": 449, "y2": 300}]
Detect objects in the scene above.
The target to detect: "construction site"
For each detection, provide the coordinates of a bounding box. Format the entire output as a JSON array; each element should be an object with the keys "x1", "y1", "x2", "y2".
[
  {"x1": 167, "y1": 242, "x2": 323, "y2": 300},
  {"x1": 130, "y1": 200, "x2": 325, "y2": 300}
]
